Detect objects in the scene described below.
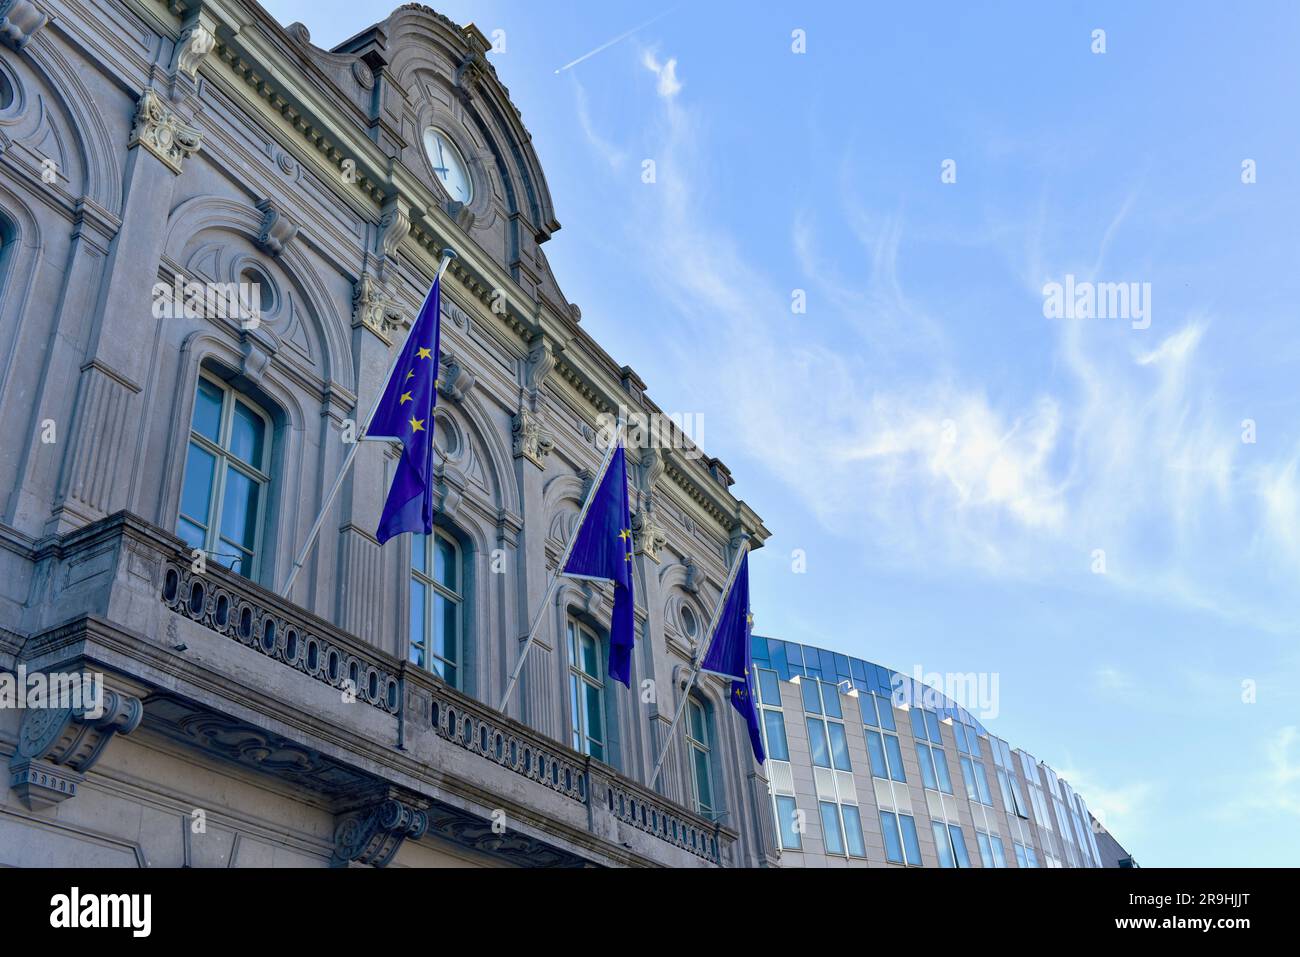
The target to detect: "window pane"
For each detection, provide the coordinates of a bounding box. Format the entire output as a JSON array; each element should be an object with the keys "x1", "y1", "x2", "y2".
[
  {"x1": 865, "y1": 730, "x2": 888, "y2": 778},
  {"x1": 991, "y1": 835, "x2": 1008, "y2": 868},
  {"x1": 758, "y1": 669, "x2": 781, "y2": 705},
  {"x1": 569, "y1": 674, "x2": 582, "y2": 750},
  {"x1": 976, "y1": 830, "x2": 993, "y2": 868},
  {"x1": 859, "y1": 694, "x2": 877, "y2": 727},
  {"x1": 949, "y1": 825, "x2": 971, "y2": 868},
  {"x1": 800, "y1": 679, "x2": 822, "y2": 714},
  {"x1": 180, "y1": 442, "x2": 216, "y2": 526},
  {"x1": 776, "y1": 795, "x2": 801, "y2": 850},
  {"x1": 828, "y1": 722, "x2": 851, "y2": 771},
  {"x1": 581, "y1": 633, "x2": 599, "y2": 677},
  {"x1": 961, "y1": 756, "x2": 978, "y2": 799},
  {"x1": 916, "y1": 744, "x2": 938, "y2": 790},
  {"x1": 409, "y1": 580, "x2": 427, "y2": 667},
  {"x1": 229, "y1": 400, "x2": 265, "y2": 467},
  {"x1": 968, "y1": 729, "x2": 982, "y2": 759},
  {"x1": 932, "y1": 821, "x2": 955, "y2": 868},
  {"x1": 192, "y1": 378, "x2": 223, "y2": 442},
  {"x1": 899, "y1": 814, "x2": 922, "y2": 865},
  {"x1": 819, "y1": 802, "x2": 844, "y2": 855},
  {"x1": 879, "y1": 811, "x2": 903, "y2": 863},
  {"x1": 176, "y1": 517, "x2": 206, "y2": 551},
  {"x1": 435, "y1": 534, "x2": 457, "y2": 591},
  {"x1": 763, "y1": 710, "x2": 790, "y2": 761},
  {"x1": 693, "y1": 748, "x2": 713, "y2": 813},
  {"x1": 877, "y1": 699, "x2": 897, "y2": 732},
  {"x1": 689, "y1": 700, "x2": 705, "y2": 742},
  {"x1": 954, "y1": 723, "x2": 969, "y2": 754},
  {"x1": 821, "y1": 682, "x2": 842, "y2": 719},
  {"x1": 842, "y1": 804, "x2": 865, "y2": 857},
  {"x1": 884, "y1": 734, "x2": 907, "y2": 783},
  {"x1": 806, "y1": 718, "x2": 830, "y2": 768},
  {"x1": 933, "y1": 748, "x2": 953, "y2": 794},
  {"x1": 584, "y1": 682, "x2": 603, "y2": 748},
  {"x1": 975, "y1": 763, "x2": 993, "y2": 805},
  {"x1": 910, "y1": 707, "x2": 927, "y2": 739},
  {"x1": 434, "y1": 593, "x2": 458, "y2": 673},
  {"x1": 219, "y1": 466, "x2": 259, "y2": 551},
  {"x1": 1014, "y1": 843, "x2": 1027, "y2": 868},
  {"x1": 412, "y1": 533, "x2": 427, "y2": 575},
  {"x1": 925, "y1": 711, "x2": 943, "y2": 744}
]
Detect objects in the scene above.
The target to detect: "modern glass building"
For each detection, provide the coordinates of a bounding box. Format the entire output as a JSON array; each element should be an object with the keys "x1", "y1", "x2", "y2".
[{"x1": 751, "y1": 635, "x2": 1123, "y2": 868}]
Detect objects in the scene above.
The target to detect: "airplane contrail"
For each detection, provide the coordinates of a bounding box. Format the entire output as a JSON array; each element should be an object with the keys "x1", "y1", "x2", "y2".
[{"x1": 553, "y1": 9, "x2": 676, "y2": 74}]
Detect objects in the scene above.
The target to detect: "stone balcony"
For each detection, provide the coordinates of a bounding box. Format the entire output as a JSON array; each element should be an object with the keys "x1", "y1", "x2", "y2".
[{"x1": 4, "y1": 512, "x2": 737, "y2": 867}]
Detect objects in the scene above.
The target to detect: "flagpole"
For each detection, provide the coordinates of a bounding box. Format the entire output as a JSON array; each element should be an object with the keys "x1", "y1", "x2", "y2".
[
  {"x1": 278, "y1": 248, "x2": 456, "y2": 599},
  {"x1": 649, "y1": 540, "x2": 750, "y2": 790},
  {"x1": 497, "y1": 418, "x2": 625, "y2": 713}
]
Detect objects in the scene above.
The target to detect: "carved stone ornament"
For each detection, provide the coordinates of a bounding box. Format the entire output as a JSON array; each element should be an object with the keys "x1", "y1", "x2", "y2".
[
  {"x1": 438, "y1": 352, "x2": 476, "y2": 403},
  {"x1": 331, "y1": 798, "x2": 429, "y2": 868},
  {"x1": 255, "y1": 198, "x2": 298, "y2": 256},
  {"x1": 128, "y1": 89, "x2": 202, "y2": 174},
  {"x1": 512, "y1": 409, "x2": 554, "y2": 468},
  {"x1": 352, "y1": 273, "x2": 398, "y2": 338},
  {"x1": 633, "y1": 508, "x2": 668, "y2": 564},
  {"x1": 523, "y1": 338, "x2": 556, "y2": 411},
  {"x1": 0, "y1": 0, "x2": 48, "y2": 51},
  {"x1": 379, "y1": 205, "x2": 410, "y2": 260},
  {"x1": 8, "y1": 688, "x2": 143, "y2": 810},
  {"x1": 173, "y1": 20, "x2": 216, "y2": 79}
]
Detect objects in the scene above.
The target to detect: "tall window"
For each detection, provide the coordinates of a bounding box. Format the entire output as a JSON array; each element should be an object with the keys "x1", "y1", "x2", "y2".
[
  {"x1": 686, "y1": 696, "x2": 717, "y2": 819},
  {"x1": 756, "y1": 668, "x2": 789, "y2": 761},
  {"x1": 862, "y1": 693, "x2": 906, "y2": 782},
  {"x1": 916, "y1": 741, "x2": 953, "y2": 794},
  {"x1": 802, "y1": 678, "x2": 851, "y2": 772},
  {"x1": 177, "y1": 372, "x2": 272, "y2": 578},
  {"x1": 568, "y1": 618, "x2": 607, "y2": 761},
  {"x1": 932, "y1": 821, "x2": 972, "y2": 868},
  {"x1": 880, "y1": 810, "x2": 923, "y2": 865},
  {"x1": 410, "y1": 529, "x2": 463, "y2": 686}
]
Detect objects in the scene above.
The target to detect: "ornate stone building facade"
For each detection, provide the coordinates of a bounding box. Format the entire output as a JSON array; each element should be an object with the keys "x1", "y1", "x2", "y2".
[{"x1": 0, "y1": 1, "x2": 776, "y2": 866}]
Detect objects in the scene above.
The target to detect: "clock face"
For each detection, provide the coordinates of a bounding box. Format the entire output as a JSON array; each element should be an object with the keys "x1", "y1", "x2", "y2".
[{"x1": 423, "y1": 127, "x2": 473, "y2": 204}]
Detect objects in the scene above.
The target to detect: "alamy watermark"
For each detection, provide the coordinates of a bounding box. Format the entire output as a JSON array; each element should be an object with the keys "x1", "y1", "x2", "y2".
[
  {"x1": 893, "y1": 666, "x2": 1000, "y2": 720},
  {"x1": 0, "y1": 666, "x2": 105, "y2": 718},
  {"x1": 1042, "y1": 274, "x2": 1151, "y2": 330},
  {"x1": 597, "y1": 405, "x2": 705, "y2": 459},
  {"x1": 151, "y1": 275, "x2": 262, "y2": 329}
]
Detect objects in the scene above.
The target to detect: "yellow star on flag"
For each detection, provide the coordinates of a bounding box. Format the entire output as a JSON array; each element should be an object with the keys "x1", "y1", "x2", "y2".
[
  {"x1": 415, "y1": 347, "x2": 433, "y2": 360},
  {"x1": 409, "y1": 417, "x2": 425, "y2": 433},
  {"x1": 399, "y1": 391, "x2": 412, "y2": 404}
]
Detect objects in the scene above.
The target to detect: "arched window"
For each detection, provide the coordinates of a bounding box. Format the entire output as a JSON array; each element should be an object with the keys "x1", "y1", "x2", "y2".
[
  {"x1": 687, "y1": 695, "x2": 718, "y2": 819},
  {"x1": 568, "y1": 617, "x2": 608, "y2": 762},
  {"x1": 176, "y1": 369, "x2": 273, "y2": 578},
  {"x1": 409, "y1": 528, "x2": 464, "y2": 686}
]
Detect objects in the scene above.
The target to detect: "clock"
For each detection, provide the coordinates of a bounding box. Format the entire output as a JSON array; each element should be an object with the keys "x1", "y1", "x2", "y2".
[{"x1": 423, "y1": 127, "x2": 473, "y2": 204}]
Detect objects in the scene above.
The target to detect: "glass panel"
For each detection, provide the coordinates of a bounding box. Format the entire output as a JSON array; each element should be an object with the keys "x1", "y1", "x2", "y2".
[
  {"x1": 584, "y1": 682, "x2": 603, "y2": 747},
  {"x1": 877, "y1": 697, "x2": 897, "y2": 731},
  {"x1": 412, "y1": 533, "x2": 427, "y2": 575},
  {"x1": 692, "y1": 747, "x2": 713, "y2": 813},
  {"x1": 827, "y1": 722, "x2": 851, "y2": 771},
  {"x1": 1014, "y1": 843, "x2": 1027, "y2": 868},
  {"x1": 580, "y1": 632, "x2": 599, "y2": 677},
  {"x1": 180, "y1": 442, "x2": 216, "y2": 525},
  {"x1": 569, "y1": 674, "x2": 582, "y2": 749},
  {"x1": 192, "y1": 378, "x2": 223, "y2": 442},
  {"x1": 758, "y1": 669, "x2": 781, "y2": 705},
  {"x1": 916, "y1": 744, "x2": 937, "y2": 790},
  {"x1": 954, "y1": 723, "x2": 969, "y2": 754},
  {"x1": 884, "y1": 734, "x2": 907, "y2": 783},
  {"x1": 865, "y1": 731, "x2": 888, "y2": 778},
  {"x1": 934, "y1": 748, "x2": 953, "y2": 794},
  {"x1": 588, "y1": 737, "x2": 604, "y2": 762},
  {"x1": 688, "y1": 701, "x2": 705, "y2": 742},
  {"x1": 434, "y1": 534, "x2": 457, "y2": 591},
  {"x1": 949, "y1": 825, "x2": 971, "y2": 868},
  {"x1": 219, "y1": 466, "x2": 259, "y2": 551},
  {"x1": 910, "y1": 707, "x2": 927, "y2": 739},
  {"x1": 818, "y1": 802, "x2": 844, "y2": 855},
  {"x1": 806, "y1": 718, "x2": 830, "y2": 768},
  {"x1": 961, "y1": 756, "x2": 978, "y2": 799},
  {"x1": 821, "y1": 682, "x2": 842, "y2": 719},
  {"x1": 976, "y1": 830, "x2": 993, "y2": 868},
  {"x1": 800, "y1": 679, "x2": 822, "y2": 714},
  {"x1": 775, "y1": 796, "x2": 801, "y2": 850},
  {"x1": 975, "y1": 763, "x2": 993, "y2": 805},
  {"x1": 968, "y1": 729, "x2": 982, "y2": 759},
  {"x1": 434, "y1": 593, "x2": 458, "y2": 672},
  {"x1": 842, "y1": 804, "x2": 866, "y2": 857},
  {"x1": 763, "y1": 710, "x2": 789, "y2": 761},
  {"x1": 900, "y1": 814, "x2": 922, "y2": 865},
  {"x1": 229, "y1": 400, "x2": 265, "y2": 467},
  {"x1": 880, "y1": 810, "x2": 903, "y2": 863},
  {"x1": 925, "y1": 711, "x2": 943, "y2": 744},
  {"x1": 176, "y1": 517, "x2": 206, "y2": 551},
  {"x1": 409, "y1": 580, "x2": 426, "y2": 667},
  {"x1": 932, "y1": 821, "x2": 955, "y2": 868},
  {"x1": 991, "y1": 835, "x2": 1008, "y2": 868},
  {"x1": 859, "y1": 694, "x2": 877, "y2": 727}
]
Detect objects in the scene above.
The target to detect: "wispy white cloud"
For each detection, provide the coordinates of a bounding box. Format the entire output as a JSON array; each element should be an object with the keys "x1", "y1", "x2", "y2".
[{"x1": 641, "y1": 49, "x2": 682, "y2": 98}]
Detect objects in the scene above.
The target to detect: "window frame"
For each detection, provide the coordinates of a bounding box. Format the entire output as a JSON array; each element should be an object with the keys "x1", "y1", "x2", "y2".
[
  {"x1": 686, "y1": 695, "x2": 718, "y2": 820},
  {"x1": 176, "y1": 370, "x2": 273, "y2": 580},
  {"x1": 567, "y1": 617, "x2": 609, "y2": 762},
  {"x1": 409, "y1": 527, "x2": 465, "y2": 686}
]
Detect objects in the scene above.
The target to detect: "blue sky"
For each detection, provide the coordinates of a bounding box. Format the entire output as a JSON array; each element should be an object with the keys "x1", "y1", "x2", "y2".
[{"x1": 264, "y1": 0, "x2": 1300, "y2": 865}]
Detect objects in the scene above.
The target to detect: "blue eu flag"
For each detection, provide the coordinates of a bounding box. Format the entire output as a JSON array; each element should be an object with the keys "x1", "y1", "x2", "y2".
[
  {"x1": 563, "y1": 444, "x2": 635, "y2": 686},
  {"x1": 370, "y1": 276, "x2": 441, "y2": 544},
  {"x1": 699, "y1": 550, "x2": 764, "y2": 763}
]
